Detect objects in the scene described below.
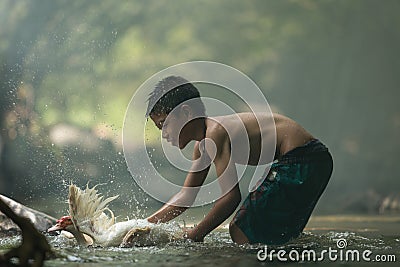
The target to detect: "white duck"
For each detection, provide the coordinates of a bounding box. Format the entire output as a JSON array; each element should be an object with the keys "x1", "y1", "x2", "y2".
[{"x1": 48, "y1": 184, "x2": 183, "y2": 247}]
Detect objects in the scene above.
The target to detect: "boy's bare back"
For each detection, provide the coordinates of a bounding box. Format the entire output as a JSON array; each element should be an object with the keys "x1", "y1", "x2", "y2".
[{"x1": 204, "y1": 112, "x2": 314, "y2": 165}]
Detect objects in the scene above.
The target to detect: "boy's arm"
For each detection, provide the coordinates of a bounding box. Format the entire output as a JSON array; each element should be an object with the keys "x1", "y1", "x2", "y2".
[
  {"x1": 147, "y1": 141, "x2": 210, "y2": 223},
  {"x1": 186, "y1": 134, "x2": 242, "y2": 242}
]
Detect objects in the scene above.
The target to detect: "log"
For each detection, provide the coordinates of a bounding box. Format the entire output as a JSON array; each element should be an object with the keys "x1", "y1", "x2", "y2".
[{"x1": 0, "y1": 195, "x2": 56, "y2": 233}]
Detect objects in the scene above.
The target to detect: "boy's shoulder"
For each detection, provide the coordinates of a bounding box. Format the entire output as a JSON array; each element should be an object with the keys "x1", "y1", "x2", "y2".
[
  {"x1": 201, "y1": 117, "x2": 231, "y2": 154},
  {"x1": 204, "y1": 117, "x2": 228, "y2": 139}
]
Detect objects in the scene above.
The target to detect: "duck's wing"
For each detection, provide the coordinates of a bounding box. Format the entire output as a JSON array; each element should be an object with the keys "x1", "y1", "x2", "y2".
[{"x1": 68, "y1": 184, "x2": 118, "y2": 235}]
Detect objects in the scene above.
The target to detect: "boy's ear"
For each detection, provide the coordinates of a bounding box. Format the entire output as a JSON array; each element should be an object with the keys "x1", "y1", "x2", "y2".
[{"x1": 180, "y1": 104, "x2": 193, "y2": 118}]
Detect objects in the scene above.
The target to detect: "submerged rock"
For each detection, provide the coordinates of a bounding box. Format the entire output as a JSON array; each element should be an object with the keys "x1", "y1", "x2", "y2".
[{"x1": 0, "y1": 194, "x2": 56, "y2": 234}]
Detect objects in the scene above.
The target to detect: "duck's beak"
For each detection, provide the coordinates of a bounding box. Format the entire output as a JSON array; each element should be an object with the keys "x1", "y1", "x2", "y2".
[{"x1": 47, "y1": 224, "x2": 63, "y2": 233}]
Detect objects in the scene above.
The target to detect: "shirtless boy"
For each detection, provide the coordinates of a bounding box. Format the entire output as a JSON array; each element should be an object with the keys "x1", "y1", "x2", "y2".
[{"x1": 146, "y1": 76, "x2": 333, "y2": 245}]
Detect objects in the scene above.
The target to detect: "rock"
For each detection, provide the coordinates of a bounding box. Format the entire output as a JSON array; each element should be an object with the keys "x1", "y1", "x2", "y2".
[
  {"x1": 379, "y1": 193, "x2": 400, "y2": 214},
  {"x1": 340, "y1": 190, "x2": 400, "y2": 214}
]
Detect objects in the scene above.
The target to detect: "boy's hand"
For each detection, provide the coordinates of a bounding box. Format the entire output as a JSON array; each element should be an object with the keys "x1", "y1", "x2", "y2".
[{"x1": 183, "y1": 227, "x2": 204, "y2": 242}]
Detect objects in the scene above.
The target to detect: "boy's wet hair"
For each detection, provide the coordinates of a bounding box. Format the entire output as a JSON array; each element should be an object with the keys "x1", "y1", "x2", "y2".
[{"x1": 146, "y1": 76, "x2": 206, "y2": 117}]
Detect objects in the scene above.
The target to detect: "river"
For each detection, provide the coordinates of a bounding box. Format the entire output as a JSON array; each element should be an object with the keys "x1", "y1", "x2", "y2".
[{"x1": 1, "y1": 214, "x2": 399, "y2": 266}]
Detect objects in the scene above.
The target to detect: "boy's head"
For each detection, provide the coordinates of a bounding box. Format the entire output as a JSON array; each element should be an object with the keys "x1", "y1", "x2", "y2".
[
  {"x1": 146, "y1": 76, "x2": 206, "y2": 148},
  {"x1": 146, "y1": 76, "x2": 205, "y2": 118}
]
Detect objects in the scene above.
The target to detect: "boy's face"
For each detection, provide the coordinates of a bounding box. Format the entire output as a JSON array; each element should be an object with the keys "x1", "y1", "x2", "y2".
[{"x1": 150, "y1": 111, "x2": 188, "y2": 148}]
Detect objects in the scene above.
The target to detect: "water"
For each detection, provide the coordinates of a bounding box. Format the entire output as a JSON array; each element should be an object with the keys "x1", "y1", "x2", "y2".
[{"x1": 1, "y1": 215, "x2": 399, "y2": 266}]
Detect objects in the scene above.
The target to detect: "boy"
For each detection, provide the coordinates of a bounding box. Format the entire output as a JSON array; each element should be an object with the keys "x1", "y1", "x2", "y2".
[{"x1": 145, "y1": 76, "x2": 333, "y2": 245}]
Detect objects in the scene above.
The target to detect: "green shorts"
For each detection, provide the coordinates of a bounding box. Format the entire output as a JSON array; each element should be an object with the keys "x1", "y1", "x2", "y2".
[{"x1": 232, "y1": 139, "x2": 333, "y2": 245}]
